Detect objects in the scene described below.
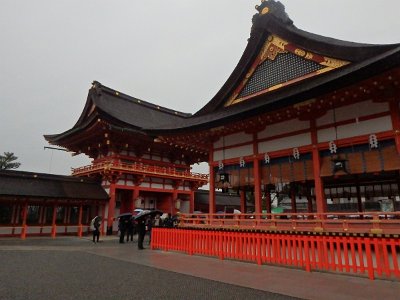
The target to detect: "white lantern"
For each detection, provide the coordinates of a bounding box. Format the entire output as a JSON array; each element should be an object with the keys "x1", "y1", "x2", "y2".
[
  {"x1": 293, "y1": 148, "x2": 300, "y2": 160},
  {"x1": 264, "y1": 153, "x2": 270, "y2": 164},
  {"x1": 329, "y1": 141, "x2": 337, "y2": 154},
  {"x1": 369, "y1": 134, "x2": 378, "y2": 149}
]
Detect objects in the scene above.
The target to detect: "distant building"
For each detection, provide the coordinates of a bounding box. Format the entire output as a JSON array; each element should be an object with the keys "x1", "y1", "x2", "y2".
[{"x1": 0, "y1": 170, "x2": 108, "y2": 237}]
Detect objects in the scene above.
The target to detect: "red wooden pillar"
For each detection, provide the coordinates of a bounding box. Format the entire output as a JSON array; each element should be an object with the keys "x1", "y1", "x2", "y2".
[
  {"x1": 20, "y1": 200, "x2": 28, "y2": 239},
  {"x1": 389, "y1": 100, "x2": 400, "y2": 154},
  {"x1": 128, "y1": 189, "x2": 135, "y2": 212},
  {"x1": 190, "y1": 190, "x2": 195, "y2": 213},
  {"x1": 133, "y1": 187, "x2": 140, "y2": 207},
  {"x1": 310, "y1": 120, "x2": 327, "y2": 215},
  {"x1": 107, "y1": 181, "x2": 116, "y2": 235},
  {"x1": 253, "y1": 133, "x2": 262, "y2": 217},
  {"x1": 253, "y1": 158, "x2": 262, "y2": 217},
  {"x1": 100, "y1": 203, "x2": 106, "y2": 235},
  {"x1": 51, "y1": 202, "x2": 57, "y2": 238},
  {"x1": 77, "y1": 203, "x2": 83, "y2": 237},
  {"x1": 172, "y1": 190, "x2": 178, "y2": 214},
  {"x1": 209, "y1": 149, "x2": 216, "y2": 215},
  {"x1": 240, "y1": 189, "x2": 246, "y2": 213}
]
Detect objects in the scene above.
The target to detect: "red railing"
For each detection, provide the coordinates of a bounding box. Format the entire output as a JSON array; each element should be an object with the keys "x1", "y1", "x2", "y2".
[
  {"x1": 178, "y1": 212, "x2": 400, "y2": 235},
  {"x1": 151, "y1": 227, "x2": 400, "y2": 280},
  {"x1": 72, "y1": 161, "x2": 209, "y2": 181}
]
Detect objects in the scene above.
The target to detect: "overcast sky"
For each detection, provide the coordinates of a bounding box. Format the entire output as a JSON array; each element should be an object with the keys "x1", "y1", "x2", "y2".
[{"x1": 1, "y1": 0, "x2": 400, "y2": 176}]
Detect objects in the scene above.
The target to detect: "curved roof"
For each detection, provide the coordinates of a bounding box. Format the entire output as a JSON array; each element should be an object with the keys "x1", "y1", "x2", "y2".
[
  {"x1": 45, "y1": 0, "x2": 400, "y2": 144},
  {"x1": 144, "y1": 0, "x2": 400, "y2": 134},
  {"x1": 45, "y1": 81, "x2": 191, "y2": 143}
]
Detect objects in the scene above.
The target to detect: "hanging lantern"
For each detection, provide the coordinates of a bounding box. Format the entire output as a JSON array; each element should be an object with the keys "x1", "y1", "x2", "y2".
[
  {"x1": 219, "y1": 173, "x2": 230, "y2": 193},
  {"x1": 218, "y1": 160, "x2": 224, "y2": 170},
  {"x1": 293, "y1": 148, "x2": 300, "y2": 160},
  {"x1": 239, "y1": 157, "x2": 245, "y2": 167},
  {"x1": 175, "y1": 199, "x2": 181, "y2": 210},
  {"x1": 264, "y1": 153, "x2": 270, "y2": 164},
  {"x1": 332, "y1": 156, "x2": 349, "y2": 174},
  {"x1": 329, "y1": 141, "x2": 337, "y2": 154},
  {"x1": 369, "y1": 134, "x2": 378, "y2": 149},
  {"x1": 219, "y1": 173, "x2": 229, "y2": 183}
]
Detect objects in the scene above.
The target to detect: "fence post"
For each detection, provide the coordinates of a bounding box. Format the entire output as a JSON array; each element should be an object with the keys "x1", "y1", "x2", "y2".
[
  {"x1": 189, "y1": 229, "x2": 193, "y2": 255},
  {"x1": 218, "y1": 231, "x2": 224, "y2": 260},
  {"x1": 304, "y1": 236, "x2": 311, "y2": 272},
  {"x1": 365, "y1": 238, "x2": 375, "y2": 280},
  {"x1": 256, "y1": 233, "x2": 262, "y2": 265},
  {"x1": 390, "y1": 238, "x2": 400, "y2": 279}
]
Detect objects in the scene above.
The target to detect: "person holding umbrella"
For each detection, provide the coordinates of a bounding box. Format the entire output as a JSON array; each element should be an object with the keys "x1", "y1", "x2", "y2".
[
  {"x1": 117, "y1": 212, "x2": 133, "y2": 244},
  {"x1": 136, "y1": 217, "x2": 146, "y2": 250},
  {"x1": 91, "y1": 216, "x2": 101, "y2": 243},
  {"x1": 134, "y1": 209, "x2": 163, "y2": 249}
]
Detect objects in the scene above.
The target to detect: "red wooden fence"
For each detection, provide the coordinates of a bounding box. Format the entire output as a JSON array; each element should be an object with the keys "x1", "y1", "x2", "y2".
[{"x1": 151, "y1": 228, "x2": 400, "y2": 280}]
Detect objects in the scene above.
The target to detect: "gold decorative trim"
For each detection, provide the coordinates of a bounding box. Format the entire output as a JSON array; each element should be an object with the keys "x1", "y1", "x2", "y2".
[
  {"x1": 293, "y1": 98, "x2": 316, "y2": 109},
  {"x1": 225, "y1": 34, "x2": 350, "y2": 107},
  {"x1": 370, "y1": 228, "x2": 383, "y2": 234},
  {"x1": 321, "y1": 57, "x2": 349, "y2": 68},
  {"x1": 295, "y1": 48, "x2": 306, "y2": 57},
  {"x1": 259, "y1": 35, "x2": 288, "y2": 62},
  {"x1": 261, "y1": 7, "x2": 269, "y2": 15}
]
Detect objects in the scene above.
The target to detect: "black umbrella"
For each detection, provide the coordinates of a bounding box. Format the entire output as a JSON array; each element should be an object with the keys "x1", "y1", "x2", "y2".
[
  {"x1": 134, "y1": 209, "x2": 163, "y2": 220},
  {"x1": 118, "y1": 212, "x2": 133, "y2": 218}
]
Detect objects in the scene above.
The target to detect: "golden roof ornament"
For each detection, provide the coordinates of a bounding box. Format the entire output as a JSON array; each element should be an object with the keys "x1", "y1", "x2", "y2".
[{"x1": 253, "y1": 0, "x2": 293, "y2": 26}]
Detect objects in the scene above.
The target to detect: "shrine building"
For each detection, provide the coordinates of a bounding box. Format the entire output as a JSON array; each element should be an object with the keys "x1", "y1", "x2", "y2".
[
  {"x1": 44, "y1": 0, "x2": 400, "y2": 233},
  {"x1": 44, "y1": 82, "x2": 209, "y2": 234},
  {"x1": 145, "y1": 1, "x2": 400, "y2": 218}
]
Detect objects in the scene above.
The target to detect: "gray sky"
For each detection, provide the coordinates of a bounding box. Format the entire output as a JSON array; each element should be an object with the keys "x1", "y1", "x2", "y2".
[{"x1": 1, "y1": 0, "x2": 400, "y2": 176}]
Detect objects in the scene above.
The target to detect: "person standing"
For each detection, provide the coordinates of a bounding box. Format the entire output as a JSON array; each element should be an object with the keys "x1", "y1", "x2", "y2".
[
  {"x1": 126, "y1": 217, "x2": 135, "y2": 242},
  {"x1": 163, "y1": 213, "x2": 174, "y2": 228},
  {"x1": 118, "y1": 218, "x2": 128, "y2": 244},
  {"x1": 137, "y1": 218, "x2": 146, "y2": 249},
  {"x1": 146, "y1": 216, "x2": 154, "y2": 245},
  {"x1": 154, "y1": 214, "x2": 161, "y2": 227},
  {"x1": 92, "y1": 216, "x2": 100, "y2": 243}
]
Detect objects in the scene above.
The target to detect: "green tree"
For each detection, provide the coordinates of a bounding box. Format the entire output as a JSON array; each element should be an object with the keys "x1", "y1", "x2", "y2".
[{"x1": 0, "y1": 152, "x2": 21, "y2": 170}]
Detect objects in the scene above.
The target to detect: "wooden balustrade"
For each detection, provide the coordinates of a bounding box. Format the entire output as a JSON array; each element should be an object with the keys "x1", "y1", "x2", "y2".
[
  {"x1": 178, "y1": 212, "x2": 400, "y2": 235},
  {"x1": 71, "y1": 161, "x2": 209, "y2": 181}
]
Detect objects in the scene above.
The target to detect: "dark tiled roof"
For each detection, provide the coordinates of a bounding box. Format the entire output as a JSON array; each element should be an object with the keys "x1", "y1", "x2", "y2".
[
  {"x1": 45, "y1": 0, "x2": 400, "y2": 141},
  {"x1": 174, "y1": 1, "x2": 400, "y2": 123},
  {"x1": 0, "y1": 170, "x2": 109, "y2": 200},
  {"x1": 45, "y1": 82, "x2": 191, "y2": 143},
  {"x1": 92, "y1": 84, "x2": 191, "y2": 129},
  {"x1": 146, "y1": 45, "x2": 400, "y2": 134}
]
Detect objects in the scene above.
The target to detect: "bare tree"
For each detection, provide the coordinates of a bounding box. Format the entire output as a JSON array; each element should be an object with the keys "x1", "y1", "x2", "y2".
[{"x1": 0, "y1": 152, "x2": 21, "y2": 170}]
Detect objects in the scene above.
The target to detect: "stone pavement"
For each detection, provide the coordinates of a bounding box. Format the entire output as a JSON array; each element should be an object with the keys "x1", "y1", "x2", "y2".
[{"x1": 0, "y1": 236, "x2": 399, "y2": 300}]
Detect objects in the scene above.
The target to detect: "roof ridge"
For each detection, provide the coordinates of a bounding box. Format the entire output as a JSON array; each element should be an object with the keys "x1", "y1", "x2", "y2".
[
  {"x1": 0, "y1": 169, "x2": 98, "y2": 183},
  {"x1": 92, "y1": 81, "x2": 192, "y2": 118}
]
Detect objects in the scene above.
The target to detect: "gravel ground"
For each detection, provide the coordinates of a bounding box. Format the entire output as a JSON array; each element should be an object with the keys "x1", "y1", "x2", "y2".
[{"x1": 0, "y1": 248, "x2": 299, "y2": 300}]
